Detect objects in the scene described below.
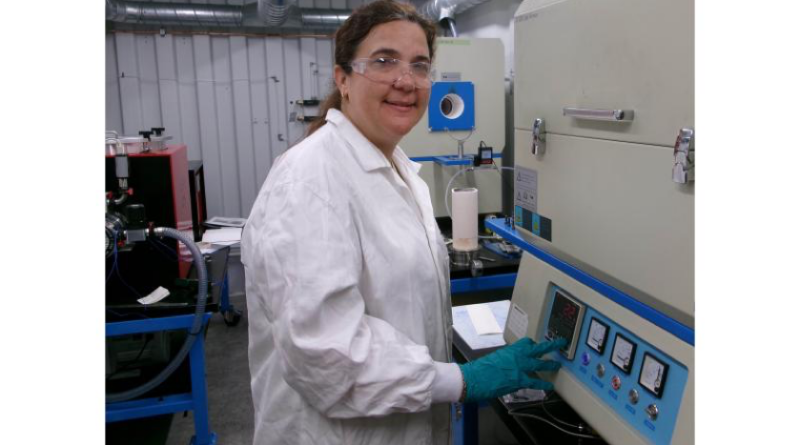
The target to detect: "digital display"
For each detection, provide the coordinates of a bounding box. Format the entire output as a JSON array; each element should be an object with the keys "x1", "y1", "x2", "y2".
[
  {"x1": 639, "y1": 353, "x2": 669, "y2": 398},
  {"x1": 546, "y1": 290, "x2": 585, "y2": 360},
  {"x1": 611, "y1": 334, "x2": 637, "y2": 374},
  {"x1": 585, "y1": 318, "x2": 609, "y2": 354},
  {"x1": 479, "y1": 147, "x2": 493, "y2": 165}
]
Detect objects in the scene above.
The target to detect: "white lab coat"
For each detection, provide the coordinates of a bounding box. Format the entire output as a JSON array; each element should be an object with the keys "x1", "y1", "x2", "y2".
[{"x1": 242, "y1": 108, "x2": 454, "y2": 445}]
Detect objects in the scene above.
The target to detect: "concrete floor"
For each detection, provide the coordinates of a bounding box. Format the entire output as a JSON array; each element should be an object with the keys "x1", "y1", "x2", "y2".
[{"x1": 166, "y1": 293, "x2": 254, "y2": 445}]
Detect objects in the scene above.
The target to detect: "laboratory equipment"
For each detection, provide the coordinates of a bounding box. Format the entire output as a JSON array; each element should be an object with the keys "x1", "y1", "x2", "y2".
[
  {"x1": 401, "y1": 37, "x2": 507, "y2": 217},
  {"x1": 105, "y1": 140, "x2": 195, "y2": 292},
  {"x1": 495, "y1": 0, "x2": 695, "y2": 443},
  {"x1": 106, "y1": 133, "x2": 219, "y2": 444}
]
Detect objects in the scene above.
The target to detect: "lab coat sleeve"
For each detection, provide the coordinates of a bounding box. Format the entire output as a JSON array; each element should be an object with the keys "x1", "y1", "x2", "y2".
[{"x1": 260, "y1": 181, "x2": 437, "y2": 418}]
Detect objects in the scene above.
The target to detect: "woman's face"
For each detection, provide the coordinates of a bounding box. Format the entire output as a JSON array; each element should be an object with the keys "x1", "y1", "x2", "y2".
[{"x1": 336, "y1": 20, "x2": 431, "y2": 152}]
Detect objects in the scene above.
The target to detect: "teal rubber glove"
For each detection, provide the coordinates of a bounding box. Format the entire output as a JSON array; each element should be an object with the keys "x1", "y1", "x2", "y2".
[{"x1": 458, "y1": 337, "x2": 567, "y2": 403}]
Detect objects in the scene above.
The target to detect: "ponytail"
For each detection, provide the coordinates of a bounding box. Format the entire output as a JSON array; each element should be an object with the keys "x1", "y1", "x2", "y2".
[{"x1": 306, "y1": 87, "x2": 343, "y2": 137}]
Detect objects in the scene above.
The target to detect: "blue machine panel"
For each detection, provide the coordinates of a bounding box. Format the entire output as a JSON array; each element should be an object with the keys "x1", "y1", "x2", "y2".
[
  {"x1": 428, "y1": 81, "x2": 475, "y2": 131},
  {"x1": 540, "y1": 285, "x2": 688, "y2": 445},
  {"x1": 485, "y1": 217, "x2": 694, "y2": 346}
]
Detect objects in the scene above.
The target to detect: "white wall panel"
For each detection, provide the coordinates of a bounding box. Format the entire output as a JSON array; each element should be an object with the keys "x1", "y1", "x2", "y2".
[
  {"x1": 106, "y1": 35, "x2": 124, "y2": 134},
  {"x1": 230, "y1": 36, "x2": 259, "y2": 215},
  {"x1": 108, "y1": 31, "x2": 337, "y2": 218},
  {"x1": 193, "y1": 35, "x2": 225, "y2": 218},
  {"x1": 265, "y1": 37, "x2": 290, "y2": 166},
  {"x1": 211, "y1": 37, "x2": 242, "y2": 217},
  {"x1": 135, "y1": 35, "x2": 164, "y2": 130},
  {"x1": 282, "y1": 38, "x2": 306, "y2": 146},
  {"x1": 155, "y1": 35, "x2": 184, "y2": 145},
  {"x1": 116, "y1": 33, "x2": 144, "y2": 135},
  {"x1": 174, "y1": 36, "x2": 203, "y2": 162},
  {"x1": 246, "y1": 38, "x2": 273, "y2": 190}
]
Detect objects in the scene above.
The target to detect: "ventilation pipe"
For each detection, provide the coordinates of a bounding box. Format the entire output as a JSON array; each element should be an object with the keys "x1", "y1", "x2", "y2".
[
  {"x1": 418, "y1": 0, "x2": 491, "y2": 37},
  {"x1": 106, "y1": 0, "x2": 348, "y2": 29},
  {"x1": 301, "y1": 9, "x2": 351, "y2": 28},
  {"x1": 105, "y1": 0, "x2": 244, "y2": 27},
  {"x1": 256, "y1": 0, "x2": 296, "y2": 27}
]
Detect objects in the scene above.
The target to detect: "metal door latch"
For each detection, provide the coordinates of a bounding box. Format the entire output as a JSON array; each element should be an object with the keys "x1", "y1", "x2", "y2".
[
  {"x1": 532, "y1": 118, "x2": 545, "y2": 155},
  {"x1": 672, "y1": 127, "x2": 694, "y2": 183}
]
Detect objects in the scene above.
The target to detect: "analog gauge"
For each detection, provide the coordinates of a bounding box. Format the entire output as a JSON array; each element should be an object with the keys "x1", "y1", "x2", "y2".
[
  {"x1": 611, "y1": 334, "x2": 637, "y2": 374},
  {"x1": 585, "y1": 317, "x2": 609, "y2": 354},
  {"x1": 639, "y1": 353, "x2": 669, "y2": 398}
]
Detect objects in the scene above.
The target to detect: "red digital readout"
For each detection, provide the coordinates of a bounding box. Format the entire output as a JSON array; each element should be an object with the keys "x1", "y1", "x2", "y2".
[{"x1": 562, "y1": 302, "x2": 577, "y2": 321}]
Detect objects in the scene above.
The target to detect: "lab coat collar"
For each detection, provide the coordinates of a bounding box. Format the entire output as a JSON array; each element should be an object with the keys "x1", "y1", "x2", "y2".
[{"x1": 325, "y1": 108, "x2": 422, "y2": 175}]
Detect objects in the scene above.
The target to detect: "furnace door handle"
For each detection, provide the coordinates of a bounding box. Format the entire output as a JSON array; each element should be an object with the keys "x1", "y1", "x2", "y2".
[{"x1": 563, "y1": 107, "x2": 634, "y2": 122}]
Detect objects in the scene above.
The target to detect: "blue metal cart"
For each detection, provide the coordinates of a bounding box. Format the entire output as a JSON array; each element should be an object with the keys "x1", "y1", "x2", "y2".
[{"x1": 106, "y1": 313, "x2": 217, "y2": 445}]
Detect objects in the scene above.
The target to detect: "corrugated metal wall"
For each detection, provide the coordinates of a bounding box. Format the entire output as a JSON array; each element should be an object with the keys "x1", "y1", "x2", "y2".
[{"x1": 106, "y1": 0, "x2": 376, "y2": 218}]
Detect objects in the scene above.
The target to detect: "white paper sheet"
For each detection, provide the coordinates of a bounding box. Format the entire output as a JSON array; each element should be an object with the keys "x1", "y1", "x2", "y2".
[
  {"x1": 507, "y1": 303, "x2": 530, "y2": 340},
  {"x1": 202, "y1": 227, "x2": 242, "y2": 243},
  {"x1": 452, "y1": 300, "x2": 510, "y2": 350},
  {"x1": 137, "y1": 286, "x2": 170, "y2": 305},
  {"x1": 205, "y1": 216, "x2": 247, "y2": 227},
  {"x1": 467, "y1": 304, "x2": 503, "y2": 335}
]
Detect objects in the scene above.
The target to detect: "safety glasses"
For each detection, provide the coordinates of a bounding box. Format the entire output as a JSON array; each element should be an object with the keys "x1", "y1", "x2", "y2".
[{"x1": 347, "y1": 57, "x2": 435, "y2": 89}]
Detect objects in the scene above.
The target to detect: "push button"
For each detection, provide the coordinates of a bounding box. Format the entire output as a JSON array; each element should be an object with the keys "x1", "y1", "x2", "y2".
[
  {"x1": 596, "y1": 363, "x2": 605, "y2": 378},
  {"x1": 646, "y1": 404, "x2": 659, "y2": 421},
  {"x1": 611, "y1": 375, "x2": 621, "y2": 390},
  {"x1": 581, "y1": 352, "x2": 591, "y2": 366},
  {"x1": 629, "y1": 389, "x2": 639, "y2": 405}
]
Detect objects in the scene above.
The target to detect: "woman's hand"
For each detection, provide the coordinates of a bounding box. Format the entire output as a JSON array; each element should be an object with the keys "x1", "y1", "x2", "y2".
[{"x1": 458, "y1": 337, "x2": 567, "y2": 403}]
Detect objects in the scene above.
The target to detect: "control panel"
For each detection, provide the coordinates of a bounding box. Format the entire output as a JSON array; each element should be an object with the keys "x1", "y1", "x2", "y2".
[{"x1": 541, "y1": 285, "x2": 688, "y2": 445}]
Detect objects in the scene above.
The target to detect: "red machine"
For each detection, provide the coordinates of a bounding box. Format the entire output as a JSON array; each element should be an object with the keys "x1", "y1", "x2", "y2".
[{"x1": 105, "y1": 144, "x2": 194, "y2": 304}]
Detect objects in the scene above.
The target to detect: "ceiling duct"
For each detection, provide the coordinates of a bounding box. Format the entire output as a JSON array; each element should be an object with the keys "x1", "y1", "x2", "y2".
[
  {"x1": 106, "y1": 0, "x2": 348, "y2": 30},
  {"x1": 301, "y1": 9, "x2": 350, "y2": 28},
  {"x1": 256, "y1": 0, "x2": 296, "y2": 27},
  {"x1": 418, "y1": 0, "x2": 491, "y2": 37},
  {"x1": 105, "y1": 0, "x2": 243, "y2": 27}
]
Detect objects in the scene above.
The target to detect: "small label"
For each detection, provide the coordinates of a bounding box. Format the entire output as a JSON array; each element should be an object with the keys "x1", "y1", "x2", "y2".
[
  {"x1": 137, "y1": 286, "x2": 170, "y2": 305},
  {"x1": 579, "y1": 366, "x2": 587, "y2": 375},
  {"x1": 625, "y1": 405, "x2": 636, "y2": 415},
  {"x1": 441, "y1": 72, "x2": 462, "y2": 82},
  {"x1": 608, "y1": 390, "x2": 618, "y2": 400},
  {"x1": 514, "y1": 167, "x2": 538, "y2": 213},
  {"x1": 507, "y1": 303, "x2": 529, "y2": 340},
  {"x1": 644, "y1": 420, "x2": 656, "y2": 431},
  {"x1": 439, "y1": 39, "x2": 471, "y2": 46},
  {"x1": 591, "y1": 375, "x2": 604, "y2": 389},
  {"x1": 515, "y1": 12, "x2": 539, "y2": 23}
]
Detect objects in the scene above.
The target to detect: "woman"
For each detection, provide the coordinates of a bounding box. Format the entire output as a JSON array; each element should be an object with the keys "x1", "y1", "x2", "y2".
[{"x1": 242, "y1": 2, "x2": 564, "y2": 444}]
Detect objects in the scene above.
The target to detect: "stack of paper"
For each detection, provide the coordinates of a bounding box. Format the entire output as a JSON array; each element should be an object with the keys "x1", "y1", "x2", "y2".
[
  {"x1": 205, "y1": 216, "x2": 247, "y2": 228},
  {"x1": 452, "y1": 300, "x2": 510, "y2": 350},
  {"x1": 202, "y1": 227, "x2": 242, "y2": 247}
]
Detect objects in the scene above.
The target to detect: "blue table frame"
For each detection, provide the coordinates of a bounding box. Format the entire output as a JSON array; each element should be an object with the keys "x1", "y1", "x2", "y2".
[
  {"x1": 106, "y1": 313, "x2": 217, "y2": 445},
  {"x1": 450, "y1": 272, "x2": 517, "y2": 445},
  {"x1": 450, "y1": 273, "x2": 517, "y2": 295},
  {"x1": 410, "y1": 153, "x2": 503, "y2": 166},
  {"x1": 217, "y1": 275, "x2": 242, "y2": 326}
]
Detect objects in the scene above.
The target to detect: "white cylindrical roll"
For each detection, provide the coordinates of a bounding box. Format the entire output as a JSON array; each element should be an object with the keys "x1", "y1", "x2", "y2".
[{"x1": 452, "y1": 187, "x2": 479, "y2": 252}]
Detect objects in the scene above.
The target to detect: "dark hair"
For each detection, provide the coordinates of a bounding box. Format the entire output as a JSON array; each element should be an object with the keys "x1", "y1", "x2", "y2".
[{"x1": 305, "y1": 0, "x2": 437, "y2": 136}]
